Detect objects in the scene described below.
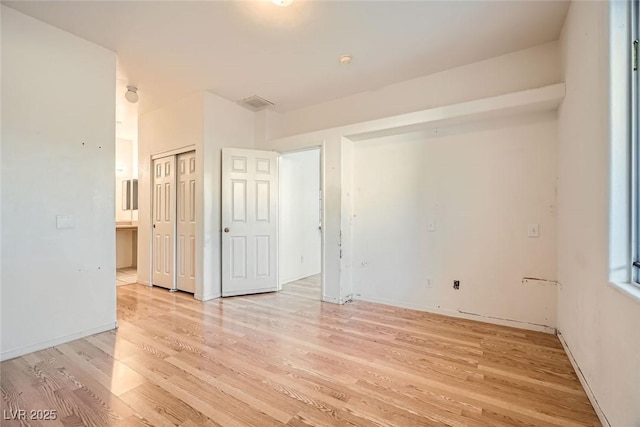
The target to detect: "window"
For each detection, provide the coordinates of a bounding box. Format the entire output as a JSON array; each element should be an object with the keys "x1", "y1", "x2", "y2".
[
  {"x1": 633, "y1": 0, "x2": 640, "y2": 285},
  {"x1": 609, "y1": 0, "x2": 640, "y2": 298}
]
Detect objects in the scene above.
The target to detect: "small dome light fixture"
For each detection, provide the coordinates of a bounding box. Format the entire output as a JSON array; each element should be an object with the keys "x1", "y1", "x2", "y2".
[
  {"x1": 339, "y1": 54, "x2": 353, "y2": 65},
  {"x1": 272, "y1": 0, "x2": 293, "y2": 6},
  {"x1": 125, "y1": 86, "x2": 139, "y2": 103}
]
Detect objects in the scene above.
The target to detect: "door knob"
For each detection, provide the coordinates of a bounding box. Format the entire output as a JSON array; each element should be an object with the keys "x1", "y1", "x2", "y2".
[{"x1": 224, "y1": 227, "x2": 229, "y2": 233}]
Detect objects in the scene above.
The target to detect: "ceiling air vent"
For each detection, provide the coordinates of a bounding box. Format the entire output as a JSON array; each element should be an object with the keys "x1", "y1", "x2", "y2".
[{"x1": 238, "y1": 95, "x2": 274, "y2": 111}]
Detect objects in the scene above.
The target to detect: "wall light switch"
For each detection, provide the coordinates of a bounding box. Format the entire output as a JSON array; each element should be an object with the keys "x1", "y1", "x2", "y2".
[
  {"x1": 56, "y1": 215, "x2": 75, "y2": 229},
  {"x1": 527, "y1": 223, "x2": 539, "y2": 238},
  {"x1": 427, "y1": 222, "x2": 436, "y2": 232}
]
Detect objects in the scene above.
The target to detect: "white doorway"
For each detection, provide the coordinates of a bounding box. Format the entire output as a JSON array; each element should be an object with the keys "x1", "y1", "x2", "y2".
[
  {"x1": 278, "y1": 148, "x2": 322, "y2": 298},
  {"x1": 115, "y1": 137, "x2": 139, "y2": 287}
]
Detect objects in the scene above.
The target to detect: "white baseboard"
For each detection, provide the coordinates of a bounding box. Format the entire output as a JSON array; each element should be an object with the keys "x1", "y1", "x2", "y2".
[
  {"x1": 0, "y1": 322, "x2": 118, "y2": 362},
  {"x1": 322, "y1": 295, "x2": 352, "y2": 304},
  {"x1": 195, "y1": 293, "x2": 220, "y2": 302},
  {"x1": 557, "y1": 331, "x2": 610, "y2": 427},
  {"x1": 280, "y1": 271, "x2": 322, "y2": 287},
  {"x1": 355, "y1": 295, "x2": 556, "y2": 334}
]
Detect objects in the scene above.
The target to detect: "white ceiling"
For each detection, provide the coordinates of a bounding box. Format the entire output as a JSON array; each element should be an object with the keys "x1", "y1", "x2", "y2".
[{"x1": 4, "y1": 0, "x2": 570, "y2": 116}]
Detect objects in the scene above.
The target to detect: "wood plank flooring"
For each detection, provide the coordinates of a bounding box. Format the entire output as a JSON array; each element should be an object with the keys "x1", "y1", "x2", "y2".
[{"x1": 1, "y1": 275, "x2": 600, "y2": 426}]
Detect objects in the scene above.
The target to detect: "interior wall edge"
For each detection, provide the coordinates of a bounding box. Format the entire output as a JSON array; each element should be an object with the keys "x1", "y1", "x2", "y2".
[{"x1": 557, "y1": 331, "x2": 611, "y2": 427}]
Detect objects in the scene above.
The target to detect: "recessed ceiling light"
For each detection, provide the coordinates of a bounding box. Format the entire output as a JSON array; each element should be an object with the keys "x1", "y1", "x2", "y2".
[
  {"x1": 339, "y1": 54, "x2": 353, "y2": 65},
  {"x1": 272, "y1": 0, "x2": 293, "y2": 6}
]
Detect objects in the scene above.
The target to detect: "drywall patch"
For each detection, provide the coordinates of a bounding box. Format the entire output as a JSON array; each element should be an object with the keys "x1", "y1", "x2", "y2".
[{"x1": 522, "y1": 277, "x2": 558, "y2": 286}]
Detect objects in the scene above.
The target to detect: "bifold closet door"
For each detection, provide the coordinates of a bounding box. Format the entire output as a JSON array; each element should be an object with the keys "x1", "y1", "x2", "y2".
[
  {"x1": 152, "y1": 156, "x2": 176, "y2": 289},
  {"x1": 176, "y1": 151, "x2": 196, "y2": 293}
]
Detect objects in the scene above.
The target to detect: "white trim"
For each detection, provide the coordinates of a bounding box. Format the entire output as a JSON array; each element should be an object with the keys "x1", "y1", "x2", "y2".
[
  {"x1": 319, "y1": 144, "x2": 326, "y2": 303},
  {"x1": 277, "y1": 145, "x2": 322, "y2": 155},
  {"x1": 355, "y1": 295, "x2": 556, "y2": 334},
  {"x1": 194, "y1": 292, "x2": 220, "y2": 301},
  {"x1": 630, "y1": 0, "x2": 639, "y2": 286},
  {"x1": 280, "y1": 272, "x2": 322, "y2": 287},
  {"x1": 608, "y1": 280, "x2": 640, "y2": 303},
  {"x1": 321, "y1": 295, "x2": 349, "y2": 304},
  {"x1": 557, "y1": 332, "x2": 611, "y2": 427},
  {"x1": 221, "y1": 288, "x2": 278, "y2": 298},
  {"x1": 0, "y1": 322, "x2": 118, "y2": 362},
  {"x1": 151, "y1": 145, "x2": 196, "y2": 160}
]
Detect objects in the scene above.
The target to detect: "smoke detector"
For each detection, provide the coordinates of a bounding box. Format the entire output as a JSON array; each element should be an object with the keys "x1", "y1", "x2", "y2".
[
  {"x1": 125, "y1": 86, "x2": 139, "y2": 103},
  {"x1": 238, "y1": 95, "x2": 274, "y2": 111}
]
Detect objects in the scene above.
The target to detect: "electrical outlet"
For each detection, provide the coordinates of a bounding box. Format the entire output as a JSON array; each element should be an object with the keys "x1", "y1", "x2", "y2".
[
  {"x1": 453, "y1": 280, "x2": 460, "y2": 290},
  {"x1": 426, "y1": 278, "x2": 432, "y2": 288},
  {"x1": 527, "y1": 223, "x2": 540, "y2": 238},
  {"x1": 427, "y1": 222, "x2": 436, "y2": 232}
]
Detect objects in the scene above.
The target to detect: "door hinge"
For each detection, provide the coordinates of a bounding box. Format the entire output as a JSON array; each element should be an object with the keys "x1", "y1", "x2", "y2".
[{"x1": 633, "y1": 40, "x2": 638, "y2": 71}]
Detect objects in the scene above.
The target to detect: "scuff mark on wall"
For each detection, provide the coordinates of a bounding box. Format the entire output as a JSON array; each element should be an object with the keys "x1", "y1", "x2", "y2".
[{"x1": 522, "y1": 277, "x2": 558, "y2": 286}]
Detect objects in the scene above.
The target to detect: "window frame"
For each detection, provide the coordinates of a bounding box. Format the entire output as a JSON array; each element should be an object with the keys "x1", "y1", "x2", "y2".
[{"x1": 633, "y1": 0, "x2": 640, "y2": 286}]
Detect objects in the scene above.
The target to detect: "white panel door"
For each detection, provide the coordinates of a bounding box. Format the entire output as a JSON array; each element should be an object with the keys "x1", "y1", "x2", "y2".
[
  {"x1": 177, "y1": 151, "x2": 196, "y2": 293},
  {"x1": 222, "y1": 148, "x2": 278, "y2": 296},
  {"x1": 152, "y1": 156, "x2": 176, "y2": 289}
]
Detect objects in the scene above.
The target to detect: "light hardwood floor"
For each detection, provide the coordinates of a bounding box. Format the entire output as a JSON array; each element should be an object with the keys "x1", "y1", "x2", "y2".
[
  {"x1": 116, "y1": 267, "x2": 138, "y2": 287},
  {"x1": 1, "y1": 275, "x2": 600, "y2": 426}
]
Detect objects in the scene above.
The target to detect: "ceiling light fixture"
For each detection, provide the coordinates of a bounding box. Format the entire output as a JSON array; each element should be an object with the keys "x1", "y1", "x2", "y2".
[
  {"x1": 272, "y1": 0, "x2": 293, "y2": 6},
  {"x1": 125, "y1": 86, "x2": 139, "y2": 103},
  {"x1": 339, "y1": 54, "x2": 353, "y2": 65}
]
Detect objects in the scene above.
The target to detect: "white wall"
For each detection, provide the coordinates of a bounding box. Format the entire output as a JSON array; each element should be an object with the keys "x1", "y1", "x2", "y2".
[
  {"x1": 138, "y1": 91, "x2": 255, "y2": 300},
  {"x1": 351, "y1": 113, "x2": 558, "y2": 331},
  {"x1": 557, "y1": 2, "x2": 640, "y2": 425},
  {"x1": 202, "y1": 91, "x2": 255, "y2": 300},
  {"x1": 260, "y1": 41, "x2": 563, "y2": 308},
  {"x1": 273, "y1": 42, "x2": 560, "y2": 138},
  {"x1": 279, "y1": 149, "x2": 321, "y2": 284},
  {"x1": 1, "y1": 6, "x2": 117, "y2": 360}
]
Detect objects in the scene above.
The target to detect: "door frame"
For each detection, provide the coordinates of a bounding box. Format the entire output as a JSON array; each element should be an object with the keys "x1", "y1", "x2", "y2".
[
  {"x1": 149, "y1": 145, "x2": 196, "y2": 292},
  {"x1": 277, "y1": 145, "x2": 325, "y2": 299}
]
